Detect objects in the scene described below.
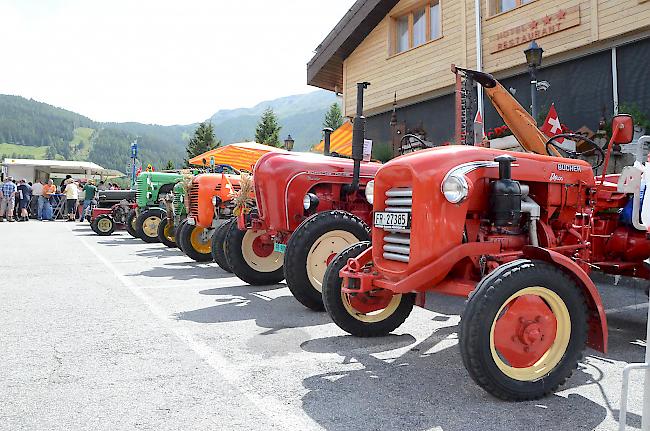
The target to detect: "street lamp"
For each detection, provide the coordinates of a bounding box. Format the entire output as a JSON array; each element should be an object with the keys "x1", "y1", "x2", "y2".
[
  {"x1": 284, "y1": 134, "x2": 295, "y2": 151},
  {"x1": 524, "y1": 40, "x2": 544, "y2": 122}
]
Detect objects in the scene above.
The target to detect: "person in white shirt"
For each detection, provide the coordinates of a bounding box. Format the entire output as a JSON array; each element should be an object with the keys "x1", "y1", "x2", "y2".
[
  {"x1": 31, "y1": 179, "x2": 44, "y2": 220},
  {"x1": 64, "y1": 179, "x2": 79, "y2": 221}
]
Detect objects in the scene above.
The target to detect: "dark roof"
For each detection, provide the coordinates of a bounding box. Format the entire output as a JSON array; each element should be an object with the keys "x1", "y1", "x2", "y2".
[{"x1": 307, "y1": 0, "x2": 399, "y2": 92}]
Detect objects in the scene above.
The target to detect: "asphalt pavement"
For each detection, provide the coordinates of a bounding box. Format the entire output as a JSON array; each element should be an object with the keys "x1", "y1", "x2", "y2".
[{"x1": 1, "y1": 221, "x2": 648, "y2": 430}]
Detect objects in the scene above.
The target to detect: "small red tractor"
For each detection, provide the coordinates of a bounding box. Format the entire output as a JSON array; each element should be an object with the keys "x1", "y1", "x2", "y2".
[
  {"x1": 322, "y1": 68, "x2": 650, "y2": 401},
  {"x1": 89, "y1": 190, "x2": 137, "y2": 236},
  {"x1": 224, "y1": 83, "x2": 381, "y2": 310},
  {"x1": 179, "y1": 167, "x2": 243, "y2": 264}
]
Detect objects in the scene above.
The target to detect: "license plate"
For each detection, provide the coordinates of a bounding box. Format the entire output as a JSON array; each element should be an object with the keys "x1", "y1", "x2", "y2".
[
  {"x1": 373, "y1": 211, "x2": 410, "y2": 230},
  {"x1": 274, "y1": 242, "x2": 286, "y2": 253},
  {"x1": 186, "y1": 217, "x2": 196, "y2": 225}
]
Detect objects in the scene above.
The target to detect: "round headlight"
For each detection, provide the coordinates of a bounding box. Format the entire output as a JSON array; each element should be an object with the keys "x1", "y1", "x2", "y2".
[
  {"x1": 442, "y1": 175, "x2": 469, "y2": 203},
  {"x1": 303, "y1": 194, "x2": 312, "y2": 210},
  {"x1": 365, "y1": 180, "x2": 374, "y2": 205},
  {"x1": 211, "y1": 196, "x2": 218, "y2": 206}
]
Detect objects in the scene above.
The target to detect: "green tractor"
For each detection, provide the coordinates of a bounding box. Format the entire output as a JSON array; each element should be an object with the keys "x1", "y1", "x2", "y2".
[
  {"x1": 127, "y1": 171, "x2": 183, "y2": 243},
  {"x1": 157, "y1": 179, "x2": 189, "y2": 248}
]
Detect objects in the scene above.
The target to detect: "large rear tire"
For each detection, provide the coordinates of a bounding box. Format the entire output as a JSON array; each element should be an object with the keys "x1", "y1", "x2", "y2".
[
  {"x1": 92, "y1": 214, "x2": 115, "y2": 236},
  {"x1": 126, "y1": 209, "x2": 138, "y2": 238},
  {"x1": 211, "y1": 219, "x2": 234, "y2": 272},
  {"x1": 224, "y1": 223, "x2": 284, "y2": 285},
  {"x1": 322, "y1": 242, "x2": 415, "y2": 336},
  {"x1": 178, "y1": 223, "x2": 214, "y2": 262},
  {"x1": 157, "y1": 217, "x2": 177, "y2": 248},
  {"x1": 136, "y1": 208, "x2": 164, "y2": 243},
  {"x1": 459, "y1": 259, "x2": 588, "y2": 401},
  {"x1": 285, "y1": 211, "x2": 370, "y2": 311}
]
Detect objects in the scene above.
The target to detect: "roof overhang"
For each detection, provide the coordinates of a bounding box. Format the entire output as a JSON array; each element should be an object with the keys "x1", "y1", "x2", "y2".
[{"x1": 307, "y1": 0, "x2": 399, "y2": 92}]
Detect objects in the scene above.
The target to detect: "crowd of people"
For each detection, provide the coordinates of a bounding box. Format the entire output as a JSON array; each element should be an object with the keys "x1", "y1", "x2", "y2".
[{"x1": 0, "y1": 176, "x2": 122, "y2": 222}]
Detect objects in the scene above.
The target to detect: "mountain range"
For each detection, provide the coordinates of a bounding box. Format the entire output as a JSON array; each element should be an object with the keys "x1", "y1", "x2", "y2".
[{"x1": 0, "y1": 90, "x2": 339, "y2": 172}]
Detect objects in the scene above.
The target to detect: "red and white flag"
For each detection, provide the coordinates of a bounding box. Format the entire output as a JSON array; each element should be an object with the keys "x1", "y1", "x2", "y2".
[{"x1": 540, "y1": 103, "x2": 564, "y2": 143}]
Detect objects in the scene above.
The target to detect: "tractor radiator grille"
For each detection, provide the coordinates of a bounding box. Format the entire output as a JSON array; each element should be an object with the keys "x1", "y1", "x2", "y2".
[
  {"x1": 382, "y1": 187, "x2": 412, "y2": 263},
  {"x1": 189, "y1": 183, "x2": 200, "y2": 219},
  {"x1": 173, "y1": 192, "x2": 184, "y2": 217}
]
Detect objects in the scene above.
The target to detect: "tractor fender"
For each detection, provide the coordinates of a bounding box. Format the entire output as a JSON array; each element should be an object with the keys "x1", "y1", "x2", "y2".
[{"x1": 522, "y1": 246, "x2": 608, "y2": 353}]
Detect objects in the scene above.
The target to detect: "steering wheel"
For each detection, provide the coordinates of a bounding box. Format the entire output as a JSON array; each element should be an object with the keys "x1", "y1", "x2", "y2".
[
  {"x1": 399, "y1": 134, "x2": 431, "y2": 155},
  {"x1": 545, "y1": 133, "x2": 605, "y2": 169}
]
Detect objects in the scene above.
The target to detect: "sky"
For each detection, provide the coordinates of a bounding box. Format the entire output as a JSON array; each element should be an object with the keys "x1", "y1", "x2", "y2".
[{"x1": 0, "y1": 0, "x2": 354, "y2": 125}]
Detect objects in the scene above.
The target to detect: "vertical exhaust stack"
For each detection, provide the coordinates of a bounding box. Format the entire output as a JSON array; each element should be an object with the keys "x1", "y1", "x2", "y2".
[
  {"x1": 345, "y1": 82, "x2": 370, "y2": 195},
  {"x1": 322, "y1": 127, "x2": 333, "y2": 156}
]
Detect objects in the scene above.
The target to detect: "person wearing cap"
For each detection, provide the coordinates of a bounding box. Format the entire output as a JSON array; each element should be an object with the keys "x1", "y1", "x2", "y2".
[
  {"x1": 16, "y1": 179, "x2": 32, "y2": 222},
  {"x1": 63, "y1": 178, "x2": 79, "y2": 221},
  {"x1": 0, "y1": 176, "x2": 18, "y2": 222}
]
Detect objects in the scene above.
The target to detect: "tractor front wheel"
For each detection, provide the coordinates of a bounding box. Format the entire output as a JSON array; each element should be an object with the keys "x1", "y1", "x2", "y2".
[
  {"x1": 459, "y1": 259, "x2": 588, "y2": 401},
  {"x1": 322, "y1": 242, "x2": 415, "y2": 337},
  {"x1": 157, "y1": 217, "x2": 177, "y2": 248},
  {"x1": 126, "y1": 209, "x2": 139, "y2": 238},
  {"x1": 92, "y1": 214, "x2": 115, "y2": 236},
  {"x1": 136, "y1": 208, "x2": 165, "y2": 243},
  {"x1": 224, "y1": 223, "x2": 284, "y2": 285},
  {"x1": 211, "y1": 219, "x2": 234, "y2": 273},
  {"x1": 178, "y1": 223, "x2": 214, "y2": 262},
  {"x1": 285, "y1": 211, "x2": 370, "y2": 311}
]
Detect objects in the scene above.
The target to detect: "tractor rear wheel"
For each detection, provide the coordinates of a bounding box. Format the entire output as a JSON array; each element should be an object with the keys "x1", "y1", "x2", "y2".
[
  {"x1": 322, "y1": 242, "x2": 415, "y2": 337},
  {"x1": 178, "y1": 223, "x2": 214, "y2": 262},
  {"x1": 459, "y1": 259, "x2": 588, "y2": 401},
  {"x1": 211, "y1": 219, "x2": 234, "y2": 272},
  {"x1": 136, "y1": 208, "x2": 164, "y2": 243},
  {"x1": 175, "y1": 219, "x2": 188, "y2": 253},
  {"x1": 157, "y1": 217, "x2": 177, "y2": 248},
  {"x1": 224, "y1": 223, "x2": 284, "y2": 285},
  {"x1": 285, "y1": 211, "x2": 370, "y2": 311},
  {"x1": 126, "y1": 209, "x2": 139, "y2": 238},
  {"x1": 92, "y1": 214, "x2": 115, "y2": 236}
]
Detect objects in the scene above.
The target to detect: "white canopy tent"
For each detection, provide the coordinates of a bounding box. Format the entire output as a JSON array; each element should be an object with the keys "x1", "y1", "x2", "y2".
[{"x1": 1, "y1": 158, "x2": 123, "y2": 183}]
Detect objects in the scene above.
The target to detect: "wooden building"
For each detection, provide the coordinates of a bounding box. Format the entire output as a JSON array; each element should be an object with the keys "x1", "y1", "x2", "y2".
[{"x1": 308, "y1": 0, "x2": 650, "y2": 149}]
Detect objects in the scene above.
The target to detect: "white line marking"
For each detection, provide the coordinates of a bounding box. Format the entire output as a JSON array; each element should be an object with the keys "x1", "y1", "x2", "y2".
[{"x1": 70, "y1": 227, "x2": 320, "y2": 430}]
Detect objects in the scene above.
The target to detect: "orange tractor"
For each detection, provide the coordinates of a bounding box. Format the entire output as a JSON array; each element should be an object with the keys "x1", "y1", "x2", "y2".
[
  {"x1": 177, "y1": 165, "x2": 243, "y2": 264},
  {"x1": 322, "y1": 67, "x2": 648, "y2": 401}
]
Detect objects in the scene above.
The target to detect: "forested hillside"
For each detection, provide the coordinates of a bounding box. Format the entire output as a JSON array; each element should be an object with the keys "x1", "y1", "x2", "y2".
[{"x1": 0, "y1": 90, "x2": 339, "y2": 171}]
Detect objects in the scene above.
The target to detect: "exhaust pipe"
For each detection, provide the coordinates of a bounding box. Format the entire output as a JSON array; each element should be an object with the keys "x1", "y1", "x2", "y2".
[
  {"x1": 323, "y1": 127, "x2": 333, "y2": 156},
  {"x1": 345, "y1": 81, "x2": 370, "y2": 195}
]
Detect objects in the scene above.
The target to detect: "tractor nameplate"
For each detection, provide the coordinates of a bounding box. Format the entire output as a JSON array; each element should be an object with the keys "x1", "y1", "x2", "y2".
[{"x1": 374, "y1": 211, "x2": 411, "y2": 230}]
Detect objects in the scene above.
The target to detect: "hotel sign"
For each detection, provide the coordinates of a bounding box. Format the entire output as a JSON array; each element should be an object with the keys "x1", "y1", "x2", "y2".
[{"x1": 490, "y1": 5, "x2": 580, "y2": 53}]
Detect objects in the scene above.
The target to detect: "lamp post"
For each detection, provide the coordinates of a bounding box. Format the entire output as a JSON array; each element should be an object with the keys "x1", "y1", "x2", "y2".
[
  {"x1": 284, "y1": 134, "x2": 295, "y2": 151},
  {"x1": 524, "y1": 40, "x2": 544, "y2": 123}
]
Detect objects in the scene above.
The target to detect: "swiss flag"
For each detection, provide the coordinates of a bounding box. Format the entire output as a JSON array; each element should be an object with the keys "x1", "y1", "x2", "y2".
[{"x1": 540, "y1": 103, "x2": 564, "y2": 143}]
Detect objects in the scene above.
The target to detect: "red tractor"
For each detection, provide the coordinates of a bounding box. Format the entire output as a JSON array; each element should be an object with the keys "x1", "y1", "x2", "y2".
[
  {"x1": 225, "y1": 83, "x2": 380, "y2": 308},
  {"x1": 322, "y1": 68, "x2": 649, "y2": 401}
]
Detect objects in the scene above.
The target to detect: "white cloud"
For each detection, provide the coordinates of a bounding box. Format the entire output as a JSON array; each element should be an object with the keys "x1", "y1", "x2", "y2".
[{"x1": 0, "y1": 0, "x2": 353, "y2": 125}]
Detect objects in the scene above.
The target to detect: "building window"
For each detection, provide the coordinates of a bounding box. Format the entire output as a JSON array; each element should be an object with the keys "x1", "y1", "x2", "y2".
[
  {"x1": 392, "y1": 2, "x2": 441, "y2": 54},
  {"x1": 491, "y1": 0, "x2": 534, "y2": 15}
]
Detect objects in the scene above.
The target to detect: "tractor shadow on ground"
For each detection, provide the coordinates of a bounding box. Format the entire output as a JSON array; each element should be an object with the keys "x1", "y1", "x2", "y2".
[
  {"x1": 129, "y1": 262, "x2": 234, "y2": 281},
  {"x1": 175, "y1": 284, "x2": 333, "y2": 332},
  {"x1": 134, "y1": 247, "x2": 184, "y2": 258},
  {"x1": 299, "y1": 326, "x2": 608, "y2": 431},
  {"x1": 97, "y1": 236, "x2": 144, "y2": 246}
]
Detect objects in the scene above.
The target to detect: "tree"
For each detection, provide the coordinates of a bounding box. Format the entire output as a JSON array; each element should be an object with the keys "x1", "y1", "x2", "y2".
[
  {"x1": 45, "y1": 146, "x2": 57, "y2": 159},
  {"x1": 185, "y1": 121, "x2": 220, "y2": 166},
  {"x1": 164, "y1": 160, "x2": 175, "y2": 170},
  {"x1": 255, "y1": 107, "x2": 282, "y2": 147},
  {"x1": 323, "y1": 102, "x2": 344, "y2": 131}
]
